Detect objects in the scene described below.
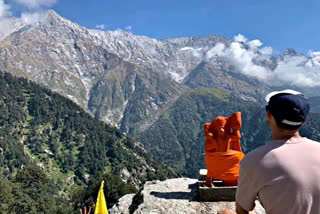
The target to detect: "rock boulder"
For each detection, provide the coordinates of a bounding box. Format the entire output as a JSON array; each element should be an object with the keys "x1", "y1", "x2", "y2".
[{"x1": 110, "y1": 178, "x2": 265, "y2": 214}]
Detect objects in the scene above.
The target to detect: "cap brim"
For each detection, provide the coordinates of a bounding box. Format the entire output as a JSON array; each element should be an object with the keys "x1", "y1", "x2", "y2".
[{"x1": 265, "y1": 89, "x2": 302, "y2": 103}]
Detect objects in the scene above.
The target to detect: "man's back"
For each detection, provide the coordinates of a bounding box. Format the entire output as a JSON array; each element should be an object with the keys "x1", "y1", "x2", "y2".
[{"x1": 236, "y1": 138, "x2": 320, "y2": 214}]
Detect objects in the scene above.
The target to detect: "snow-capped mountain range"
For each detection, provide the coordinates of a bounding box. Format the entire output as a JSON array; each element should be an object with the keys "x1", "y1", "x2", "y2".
[{"x1": 0, "y1": 10, "x2": 319, "y2": 134}]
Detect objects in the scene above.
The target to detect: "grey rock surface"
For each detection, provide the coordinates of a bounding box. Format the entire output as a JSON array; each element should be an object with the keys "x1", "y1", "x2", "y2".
[{"x1": 110, "y1": 178, "x2": 265, "y2": 214}]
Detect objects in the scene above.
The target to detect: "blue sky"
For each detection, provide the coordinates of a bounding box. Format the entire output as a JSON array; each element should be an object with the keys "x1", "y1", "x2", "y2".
[{"x1": 8, "y1": 0, "x2": 320, "y2": 54}]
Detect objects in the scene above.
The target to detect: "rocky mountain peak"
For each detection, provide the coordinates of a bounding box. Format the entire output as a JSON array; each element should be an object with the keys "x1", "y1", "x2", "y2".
[
  {"x1": 282, "y1": 48, "x2": 301, "y2": 57},
  {"x1": 45, "y1": 9, "x2": 61, "y2": 20},
  {"x1": 274, "y1": 48, "x2": 305, "y2": 63},
  {"x1": 37, "y1": 9, "x2": 87, "y2": 35},
  {"x1": 165, "y1": 34, "x2": 231, "y2": 48}
]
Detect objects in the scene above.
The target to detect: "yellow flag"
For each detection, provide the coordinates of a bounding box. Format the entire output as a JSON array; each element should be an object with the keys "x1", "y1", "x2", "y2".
[{"x1": 94, "y1": 181, "x2": 108, "y2": 214}]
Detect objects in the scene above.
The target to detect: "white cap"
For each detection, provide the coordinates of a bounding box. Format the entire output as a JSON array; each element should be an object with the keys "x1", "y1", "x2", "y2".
[{"x1": 265, "y1": 89, "x2": 302, "y2": 103}]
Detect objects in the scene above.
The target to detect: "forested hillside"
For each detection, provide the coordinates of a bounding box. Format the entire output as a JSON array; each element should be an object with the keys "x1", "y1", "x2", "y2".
[
  {"x1": 309, "y1": 96, "x2": 320, "y2": 113},
  {"x1": 139, "y1": 88, "x2": 320, "y2": 177},
  {"x1": 0, "y1": 72, "x2": 176, "y2": 213}
]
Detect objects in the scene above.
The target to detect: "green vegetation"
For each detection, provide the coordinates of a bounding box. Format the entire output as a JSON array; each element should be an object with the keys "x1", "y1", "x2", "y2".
[
  {"x1": 0, "y1": 72, "x2": 176, "y2": 213},
  {"x1": 0, "y1": 165, "x2": 74, "y2": 214},
  {"x1": 309, "y1": 96, "x2": 320, "y2": 113}
]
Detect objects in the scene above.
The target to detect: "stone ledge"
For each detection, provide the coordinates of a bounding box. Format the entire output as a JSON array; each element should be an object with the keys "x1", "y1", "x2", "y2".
[{"x1": 198, "y1": 180, "x2": 237, "y2": 201}]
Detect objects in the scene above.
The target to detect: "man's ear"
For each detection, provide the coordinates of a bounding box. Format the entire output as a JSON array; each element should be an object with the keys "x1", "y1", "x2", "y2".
[{"x1": 266, "y1": 111, "x2": 273, "y2": 119}]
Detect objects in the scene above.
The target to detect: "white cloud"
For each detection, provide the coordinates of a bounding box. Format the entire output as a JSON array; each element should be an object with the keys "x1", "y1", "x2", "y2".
[
  {"x1": 207, "y1": 35, "x2": 320, "y2": 88},
  {"x1": 14, "y1": 0, "x2": 57, "y2": 9},
  {"x1": 234, "y1": 34, "x2": 247, "y2": 43},
  {"x1": 207, "y1": 43, "x2": 225, "y2": 58},
  {"x1": 96, "y1": 24, "x2": 106, "y2": 30},
  {"x1": 260, "y1": 46, "x2": 273, "y2": 55},
  {"x1": 207, "y1": 41, "x2": 271, "y2": 80},
  {"x1": 310, "y1": 51, "x2": 320, "y2": 57},
  {"x1": 21, "y1": 12, "x2": 42, "y2": 24},
  {"x1": 125, "y1": 25, "x2": 132, "y2": 31},
  {"x1": 272, "y1": 56, "x2": 320, "y2": 87},
  {"x1": 0, "y1": 0, "x2": 11, "y2": 18},
  {"x1": 227, "y1": 42, "x2": 271, "y2": 80},
  {"x1": 0, "y1": 1, "x2": 12, "y2": 39},
  {"x1": 234, "y1": 34, "x2": 272, "y2": 53},
  {"x1": 247, "y1": 39, "x2": 262, "y2": 49},
  {"x1": 306, "y1": 51, "x2": 320, "y2": 67}
]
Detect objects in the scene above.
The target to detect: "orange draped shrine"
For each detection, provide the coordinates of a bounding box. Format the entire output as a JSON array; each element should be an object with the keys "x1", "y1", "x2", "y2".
[{"x1": 204, "y1": 112, "x2": 245, "y2": 186}]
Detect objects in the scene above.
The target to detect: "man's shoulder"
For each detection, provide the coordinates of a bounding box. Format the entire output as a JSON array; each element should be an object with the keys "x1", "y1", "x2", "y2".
[
  {"x1": 301, "y1": 137, "x2": 320, "y2": 150},
  {"x1": 241, "y1": 144, "x2": 270, "y2": 168},
  {"x1": 303, "y1": 137, "x2": 320, "y2": 145},
  {"x1": 241, "y1": 137, "x2": 320, "y2": 168}
]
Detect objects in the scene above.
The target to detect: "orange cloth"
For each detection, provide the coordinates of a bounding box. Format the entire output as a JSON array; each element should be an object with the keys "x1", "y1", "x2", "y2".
[
  {"x1": 205, "y1": 151, "x2": 244, "y2": 186},
  {"x1": 204, "y1": 112, "x2": 245, "y2": 186}
]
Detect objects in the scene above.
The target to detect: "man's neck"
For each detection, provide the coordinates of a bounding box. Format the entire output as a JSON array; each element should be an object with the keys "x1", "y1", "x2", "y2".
[{"x1": 272, "y1": 129, "x2": 301, "y2": 140}]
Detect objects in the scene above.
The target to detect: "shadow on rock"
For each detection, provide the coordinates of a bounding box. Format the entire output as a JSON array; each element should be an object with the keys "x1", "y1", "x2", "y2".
[{"x1": 150, "y1": 182, "x2": 199, "y2": 201}]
